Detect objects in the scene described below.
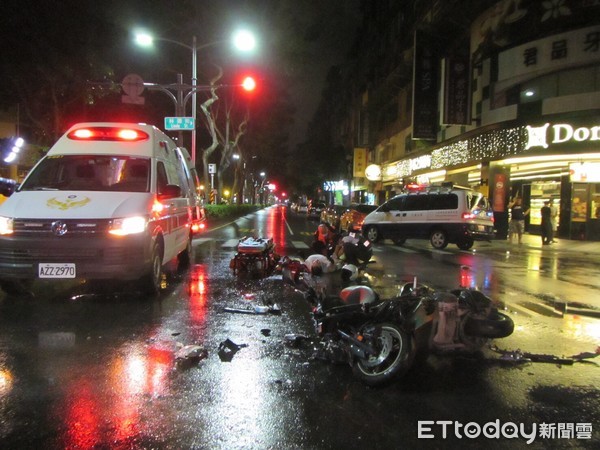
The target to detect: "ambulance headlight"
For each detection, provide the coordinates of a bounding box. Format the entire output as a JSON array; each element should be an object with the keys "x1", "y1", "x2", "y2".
[
  {"x1": 109, "y1": 216, "x2": 147, "y2": 236},
  {"x1": 0, "y1": 216, "x2": 14, "y2": 235}
]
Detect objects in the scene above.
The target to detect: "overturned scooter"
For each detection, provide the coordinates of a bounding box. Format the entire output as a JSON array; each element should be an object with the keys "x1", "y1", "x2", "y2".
[{"x1": 281, "y1": 260, "x2": 514, "y2": 387}]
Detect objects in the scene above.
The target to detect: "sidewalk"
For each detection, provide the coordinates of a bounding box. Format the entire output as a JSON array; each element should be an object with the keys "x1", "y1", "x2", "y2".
[
  {"x1": 490, "y1": 233, "x2": 600, "y2": 255},
  {"x1": 486, "y1": 233, "x2": 600, "y2": 316}
]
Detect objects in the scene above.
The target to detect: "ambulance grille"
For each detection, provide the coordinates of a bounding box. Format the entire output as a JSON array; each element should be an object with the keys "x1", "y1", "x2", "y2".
[{"x1": 12, "y1": 219, "x2": 112, "y2": 236}]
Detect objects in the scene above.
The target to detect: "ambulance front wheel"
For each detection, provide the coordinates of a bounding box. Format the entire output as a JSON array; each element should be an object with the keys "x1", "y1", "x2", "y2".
[
  {"x1": 0, "y1": 278, "x2": 34, "y2": 297},
  {"x1": 139, "y1": 244, "x2": 163, "y2": 295}
]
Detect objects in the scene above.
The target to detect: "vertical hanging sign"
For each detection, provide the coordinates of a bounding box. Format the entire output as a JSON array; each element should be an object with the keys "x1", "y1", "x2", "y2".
[
  {"x1": 412, "y1": 30, "x2": 439, "y2": 140},
  {"x1": 353, "y1": 148, "x2": 367, "y2": 177},
  {"x1": 442, "y1": 57, "x2": 471, "y2": 125}
]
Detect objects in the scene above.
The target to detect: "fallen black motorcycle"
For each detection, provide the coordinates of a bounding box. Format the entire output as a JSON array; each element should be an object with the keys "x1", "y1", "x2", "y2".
[{"x1": 281, "y1": 259, "x2": 514, "y2": 387}]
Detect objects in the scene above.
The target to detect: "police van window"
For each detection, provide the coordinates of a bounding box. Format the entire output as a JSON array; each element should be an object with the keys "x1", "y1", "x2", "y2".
[
  {"x1": 404, "y1": 194, "x2": 430, "y2": 211},
  {"x1": 429, "y1": 194, "x2": 458, "y2": 210},
  {"x1": 382, "y1": 196, "x2": 405, "y2": 211},
  {"x1": 468, "y1": 193, "x2": 487, "y2": 210}
]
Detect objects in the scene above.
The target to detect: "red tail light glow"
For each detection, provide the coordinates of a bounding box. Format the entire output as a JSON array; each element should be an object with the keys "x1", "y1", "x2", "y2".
[
  {"x1": 191, "y1": 221, "x2": 206, "y2": 233},
  {"x1": 68, "y1": 127, "x2": 149, "y2": 142},
  {"x1": 462, "y1": 212, "x2": 476, "y2": 220}
]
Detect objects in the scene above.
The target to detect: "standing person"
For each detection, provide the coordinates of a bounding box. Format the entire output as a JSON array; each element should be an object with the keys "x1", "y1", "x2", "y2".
[
  {"x1": 540, "y1": 200, "x2": 553, "y2": 245},
  {"x1": 508, "y1": 197, "x2": 529, "y2": 244},
  {"x1": 549, "y1": 199, "x2": 558, "y2": 242}
]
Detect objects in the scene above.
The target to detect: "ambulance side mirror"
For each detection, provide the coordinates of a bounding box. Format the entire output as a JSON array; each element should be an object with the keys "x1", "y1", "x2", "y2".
[{"x1": 0, "y1": 178, "x2": 17, "y2": 197}]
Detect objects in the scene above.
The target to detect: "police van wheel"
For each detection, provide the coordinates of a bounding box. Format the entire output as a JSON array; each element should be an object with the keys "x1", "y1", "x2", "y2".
[
  {"x1": 457, "y1": 239, "x2": 474, "y2": 250},
  {"x1": 365, "y1": 226, "x2": 381, "y2": 243},
  {"x1": 430, "y1": 230, "x2": 448, "y2": 249}
]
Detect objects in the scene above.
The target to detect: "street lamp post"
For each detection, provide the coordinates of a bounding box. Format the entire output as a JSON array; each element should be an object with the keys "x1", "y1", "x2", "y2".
[
  {"x1": 134, "y1": 30, "x2": 256, "y2": 165},
  {"x1": 191, "y1": 36, "x2": 197, "y2": 165}
]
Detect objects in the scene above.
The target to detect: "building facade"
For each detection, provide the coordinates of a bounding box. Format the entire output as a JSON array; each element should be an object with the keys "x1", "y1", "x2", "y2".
[{"x1": 346, "y1": 0, "x2": 600, "y2": 241}]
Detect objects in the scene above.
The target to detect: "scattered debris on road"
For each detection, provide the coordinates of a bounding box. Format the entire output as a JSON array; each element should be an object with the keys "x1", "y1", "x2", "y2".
[
  {"x1": 218, "y1": 338, "x2": 248, "y2": 362},
  {"x1": 223, "y1": 303, "x2": 282, "y2": 315},
  {"x1": 491, "y1": 345, "x2": 600, "y2": 366},
  {"x1": 174, "y1": 344, "x2": 208, "y2": 369},
  {"x1": 283, "y1": 334, "x2": 309, "y2": 347}
]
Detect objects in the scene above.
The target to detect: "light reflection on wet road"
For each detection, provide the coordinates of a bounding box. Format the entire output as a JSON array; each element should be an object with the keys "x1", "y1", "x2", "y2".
[{"x1": 0, "y1": 206, "x2": 597, "y2": 448}]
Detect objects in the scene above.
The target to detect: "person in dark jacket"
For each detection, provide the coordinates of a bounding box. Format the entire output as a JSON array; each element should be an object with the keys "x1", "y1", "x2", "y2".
[
  {"x1": 508, "y1": 197, "x2": 529, "y2": 244},
  {"x1": 541, "y1": 200, "x2": 553, "y2": 245}
]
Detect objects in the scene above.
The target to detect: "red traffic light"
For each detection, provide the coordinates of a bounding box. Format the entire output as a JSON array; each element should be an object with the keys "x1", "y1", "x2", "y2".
[{"x1": 241, "y1": 76, "x2": 256, "y2": 91}]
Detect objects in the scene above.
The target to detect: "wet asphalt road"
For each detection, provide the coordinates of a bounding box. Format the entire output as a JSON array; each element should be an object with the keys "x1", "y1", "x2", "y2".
[{"x1": 0, "y1": 205, "x2": 598, "y2": 449}]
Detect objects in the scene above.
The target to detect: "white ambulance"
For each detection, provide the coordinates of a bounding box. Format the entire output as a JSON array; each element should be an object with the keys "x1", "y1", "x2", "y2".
[{"x1": 0, "y1": 122, "x2": 199, "y2": 296}]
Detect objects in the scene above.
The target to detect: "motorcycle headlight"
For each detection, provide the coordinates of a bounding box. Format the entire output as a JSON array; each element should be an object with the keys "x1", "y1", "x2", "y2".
[
  {"x1": 109, "y1": 216, "x2": 147, "y2": 236},
  {"x1": 0, "y1": 216, "x2": 14, "y2": 235}
]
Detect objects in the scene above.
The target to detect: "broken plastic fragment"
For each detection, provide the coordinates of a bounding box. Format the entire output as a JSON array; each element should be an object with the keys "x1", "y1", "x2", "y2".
[
  {"x1": 218, "y1": 338, "x2": 248, "y2": 362},
  {"x1": 284, "y1": 334, "x2": 308, "y2": 347},
  {"x1": 174, "y1": 345, "x2": 208, "y2": 369}
]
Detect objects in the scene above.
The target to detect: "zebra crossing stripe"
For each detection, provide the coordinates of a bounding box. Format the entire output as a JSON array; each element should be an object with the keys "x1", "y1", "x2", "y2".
[
  {"x1": 388, "y1": 245, "x2": 418, "y2": 254},
  {"x1": 192, "y1": 238, "x2": 212, "y2": 245},
  {"x1": 222, "y1": 239, "x2": 240, "y2": 248},
  {"x1": 292, "y1": 241, "x2": 309, "y2": 249}
]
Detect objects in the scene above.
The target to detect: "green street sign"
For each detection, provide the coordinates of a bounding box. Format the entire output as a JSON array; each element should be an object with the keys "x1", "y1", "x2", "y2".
[{"x1": 164, "y1": 117, "x2": 195, "y2": 130}]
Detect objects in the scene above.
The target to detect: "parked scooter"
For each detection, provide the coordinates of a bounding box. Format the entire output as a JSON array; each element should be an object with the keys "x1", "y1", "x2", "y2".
[{"x1": 281, "y1": 259, "x2": 514, "y2": 387}]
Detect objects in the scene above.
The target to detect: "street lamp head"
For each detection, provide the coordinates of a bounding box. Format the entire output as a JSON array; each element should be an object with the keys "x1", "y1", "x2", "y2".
[
  {"x1": 233, "y1": 30, "x2": 256, "y2": 52},
  {"x1": 134, "y1": 31, "x2": 154, "y2": 47}
]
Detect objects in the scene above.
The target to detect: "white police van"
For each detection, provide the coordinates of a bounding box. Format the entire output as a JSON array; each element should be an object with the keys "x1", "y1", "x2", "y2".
[
  {"x1": 362, "y1": 184, "x2": 495, "y2": 250},
  {"x1": 0, "y1": 122, "x2": 200, "y2": 296}
]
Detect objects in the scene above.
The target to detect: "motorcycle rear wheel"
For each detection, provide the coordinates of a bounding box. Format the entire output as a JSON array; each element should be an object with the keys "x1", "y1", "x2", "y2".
[
  {"x1": 352, "y1": 323, "x2": 413, "y2": 387},
  {"x1": 463, "y1": 311, "x2": 514, "y2": 339}
]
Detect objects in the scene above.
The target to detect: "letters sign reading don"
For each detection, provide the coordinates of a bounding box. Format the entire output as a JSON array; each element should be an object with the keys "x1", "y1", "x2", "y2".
[{"x1": 526, "y1": 122, "x2": 600, "y2": 150}]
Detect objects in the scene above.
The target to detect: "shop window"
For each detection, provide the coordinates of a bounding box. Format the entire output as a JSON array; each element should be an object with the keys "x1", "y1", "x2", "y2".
[
  {"x1": 558, "y1": 67, "x2": 595, "y2": 96},
  {"x1": 529, "y1": 181, "x2": 560, "y2": 226},
  {"x1": 591, "y1": 185, "x2": 600, "y2": 219},
  {"x1": 491, "y1": 66, "x2": 597, "y2": 109}
]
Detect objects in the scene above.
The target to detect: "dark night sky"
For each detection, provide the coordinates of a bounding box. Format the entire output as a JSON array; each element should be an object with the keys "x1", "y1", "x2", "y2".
[{"x1": 0, "y1": 0, "x2": 361, "y2": 151}]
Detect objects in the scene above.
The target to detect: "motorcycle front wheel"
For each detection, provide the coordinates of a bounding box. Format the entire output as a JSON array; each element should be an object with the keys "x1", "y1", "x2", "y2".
[{"x1": 352, "y1": 323, "x2": 413, "y2": 387}]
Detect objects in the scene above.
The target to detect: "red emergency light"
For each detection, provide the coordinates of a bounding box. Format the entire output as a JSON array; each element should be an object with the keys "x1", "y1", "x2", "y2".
[{"x1": 68, "y1": 127, "x2": 149, "y2": 142}]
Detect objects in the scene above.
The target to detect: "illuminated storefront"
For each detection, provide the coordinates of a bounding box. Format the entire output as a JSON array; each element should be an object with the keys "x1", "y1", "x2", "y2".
[{"x1": 376, "y1": 117, "x2": 600, "y2": 240}]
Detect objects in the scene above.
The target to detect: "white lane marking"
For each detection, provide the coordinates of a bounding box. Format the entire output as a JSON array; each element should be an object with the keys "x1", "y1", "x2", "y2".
[
  {"x1": 285, "y1": 217, "x2": 294, "y2": 235},
  {"x1": 292, "y1": 241, "x2": 309, "y2": 249}
]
